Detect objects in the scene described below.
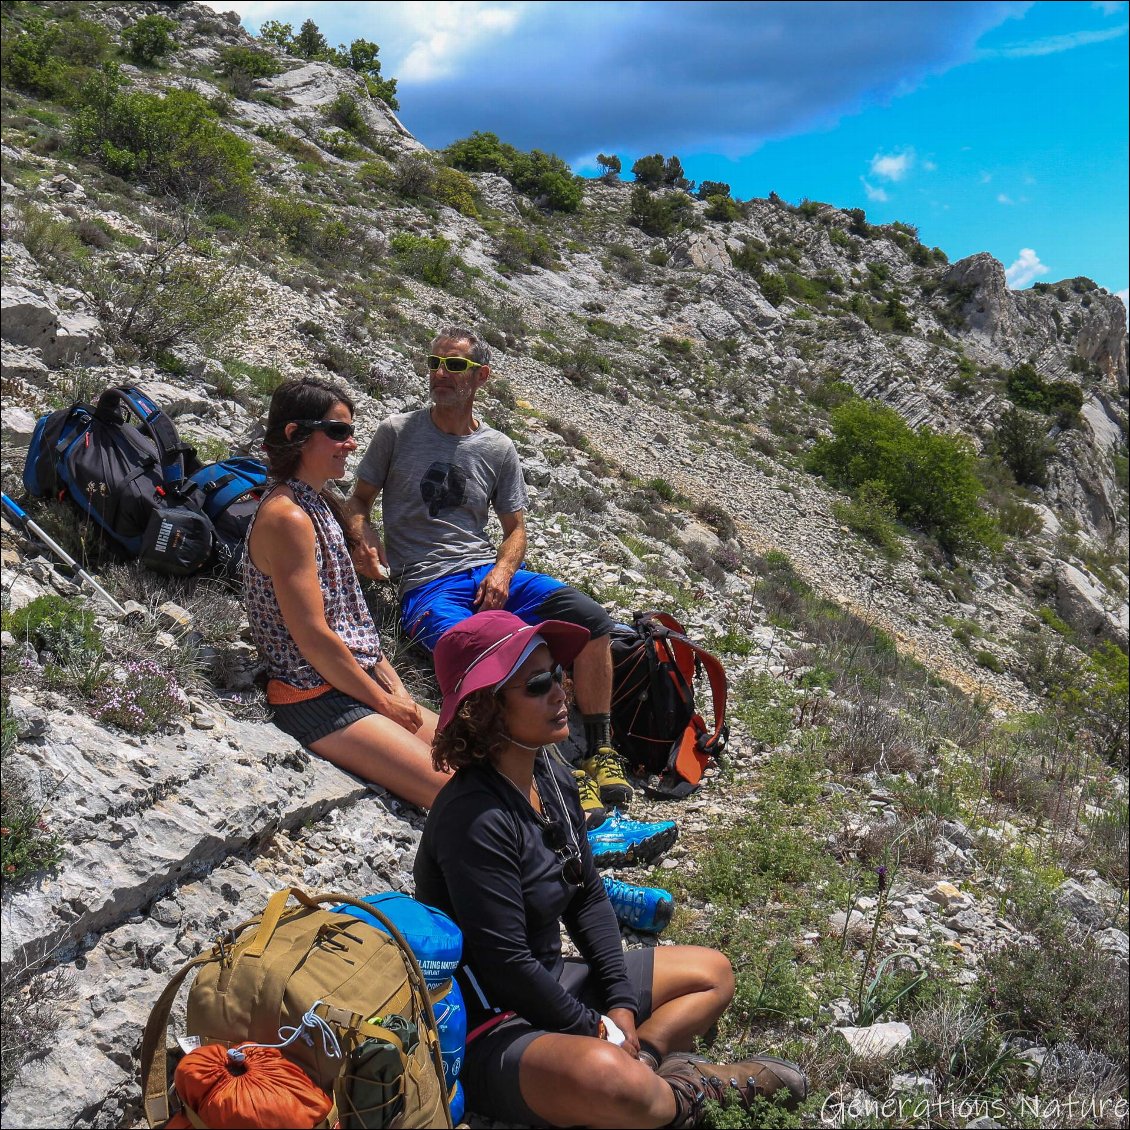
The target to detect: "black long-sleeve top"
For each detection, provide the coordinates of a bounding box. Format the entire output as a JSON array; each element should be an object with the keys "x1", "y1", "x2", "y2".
[{"x1": 414, "y1": 751, "x2": 637, "y2": 1037}]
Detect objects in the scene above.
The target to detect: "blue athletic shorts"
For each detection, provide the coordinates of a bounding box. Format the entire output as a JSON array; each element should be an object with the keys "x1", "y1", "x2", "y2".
[{"x1": 400, "y1": 565, "x2": 614, "y2": 652}]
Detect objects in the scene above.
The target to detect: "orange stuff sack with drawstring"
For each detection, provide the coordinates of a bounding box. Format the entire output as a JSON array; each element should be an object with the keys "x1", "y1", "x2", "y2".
[{"x1": 172, "y1": 1044, "x2": 333, "y2": 1129}]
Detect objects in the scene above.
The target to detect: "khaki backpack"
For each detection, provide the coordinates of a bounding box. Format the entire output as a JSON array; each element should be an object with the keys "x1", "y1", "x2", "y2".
[{"x1": 140, "y1": 887, "x2": 453, "y2": 1129}]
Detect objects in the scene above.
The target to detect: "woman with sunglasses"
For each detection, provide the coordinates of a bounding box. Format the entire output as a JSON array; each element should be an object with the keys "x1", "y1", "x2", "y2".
[
  {"x1": 414, "y1": 610, "x2": 807, "y2": 1127},
  {"x1": 243, "y1": 377, "x2": 449, "y2": 809}
]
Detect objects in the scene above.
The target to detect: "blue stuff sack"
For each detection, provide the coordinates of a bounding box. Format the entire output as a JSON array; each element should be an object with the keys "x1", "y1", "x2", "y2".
[
  {"x1": 433, "y1": 979, "x2": 466, "y2": 1092},
  {"x1": 334, "y1": 892, "x2": 462, "y2": 988}
]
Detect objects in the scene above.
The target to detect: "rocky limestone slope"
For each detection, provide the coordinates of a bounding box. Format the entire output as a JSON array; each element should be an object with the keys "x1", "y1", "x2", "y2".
[{"x1": 1, "y1": 3, "x2": 1127, "y2": 1126}]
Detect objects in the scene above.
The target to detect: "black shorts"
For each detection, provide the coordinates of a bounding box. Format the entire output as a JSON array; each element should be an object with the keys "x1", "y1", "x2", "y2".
[
  {"x1": 459, "y1": 948, "x2": 655, "y2": 1126},
  {"x1": 269, "y1": 688, "x2": 374, "y2": 747}
]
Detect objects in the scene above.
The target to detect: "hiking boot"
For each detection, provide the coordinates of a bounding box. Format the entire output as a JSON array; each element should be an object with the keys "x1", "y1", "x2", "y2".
[
  {"x1": 581, "y1": 746, "x2": 633, "y2": 808},
  {"x1": 657, "y1": 1053, "x2": 808, "y2": 1126},
  {"x1": 602, "y1": 876, "x2": 674, "y2": 934},
  {"x1": 573, "y1": 768, "x2": 608, "y2": 830},
  {"x1": 586, "y1": 808, "x2": 677, "y2": 868}
]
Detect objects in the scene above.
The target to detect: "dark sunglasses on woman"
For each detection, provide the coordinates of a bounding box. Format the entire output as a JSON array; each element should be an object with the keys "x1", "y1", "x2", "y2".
[
  {"x1": 520, "y1": 664, "x2": 566, "y2": 697},
  {"x1": 294, "y1": 419, "x2": 356, "y2": 441},
  {"x1": 543, "y1": 819, "x2": 584, "y2": 886}
]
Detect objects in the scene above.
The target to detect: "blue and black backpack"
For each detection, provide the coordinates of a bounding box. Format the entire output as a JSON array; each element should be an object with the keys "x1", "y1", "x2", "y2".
[{"x1": 22, "y1": 385, "x2": 267, "y2": 579}]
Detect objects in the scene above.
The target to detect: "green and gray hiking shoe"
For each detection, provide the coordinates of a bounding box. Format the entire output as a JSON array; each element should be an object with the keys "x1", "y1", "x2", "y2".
[
  {"x1": 657, "y1": 1053, "x2": 808, "y2": 1125},
  {"x1": 573, "y1": 768, "x2": 608, "y2": 830},
  {"x1": 581, "y1": 746, "x2": 633, "y2": 808}
]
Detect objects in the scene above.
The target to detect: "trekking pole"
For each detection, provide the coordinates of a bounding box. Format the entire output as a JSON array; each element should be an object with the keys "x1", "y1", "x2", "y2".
[{"x1": 1, "y1": 492, "x2": 127, "y2": 616}]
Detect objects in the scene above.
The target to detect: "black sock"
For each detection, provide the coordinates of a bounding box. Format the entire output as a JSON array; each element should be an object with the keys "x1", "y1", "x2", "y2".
[
  {"x1": 583, "y1": 713, "x2": 611, "y2": 755},
  {"x1": 639, "y1": 1039, "x2": 663, "y2": 1070}
]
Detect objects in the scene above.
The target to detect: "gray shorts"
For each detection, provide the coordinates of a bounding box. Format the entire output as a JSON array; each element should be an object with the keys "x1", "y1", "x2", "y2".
[
  {"x1": 269, "y1": 688, "x2": 374, "y2": 747},
  {"x1": 459, "y1": 948, "x2": 655, "y2": 1127}
]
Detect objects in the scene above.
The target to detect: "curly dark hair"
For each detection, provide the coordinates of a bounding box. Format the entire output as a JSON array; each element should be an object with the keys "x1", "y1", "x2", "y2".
[{"x1": 431, "y1": 687, "x2": 511, "y2": 772}]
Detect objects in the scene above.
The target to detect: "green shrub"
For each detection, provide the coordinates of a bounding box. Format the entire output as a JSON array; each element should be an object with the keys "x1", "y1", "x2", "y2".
[
  {"x1": 994, "y1": 405, "x2": 1052, "y2": 487},
  {"x1": 1, "y1": 14, "x2": 110, "y2": 102},
  {"x1": 3, "y1": 595, "x2": 102, "y2": 670},
  {"x1": 78, "y1": 225, "x2": 251, "y2": 361},
  {"x1": 704, "y1": 194, "x2": 742, "y2": 222},
  {"x1": 760, "y1": 274, "x2": 787, "y2": 306},
  {"x1": 984, "y1": 926, "x2": 1128, "y2": 1069},
  {"x1": 832, "y1": 481, "x2": 903, "y2": 559},
  {"x1": 1, "y1": 693, "x2": 64, "y2": 887},
  {"x1": 628, "y1": 186, "x2": 694, "y2": 236},
  {"x1": 218, "y1": 45, "x2": 280, "y2": 79},
  {"x1": 444, "y1": 129, "x2": 516, "y2": 174},
  {"x1": 71, "y1": 73, "x2": 256, "y2": 212},
  {"x1": 806, "y1": 398, "x2": 998, "y2": 553},
  {"x1": 509, "y1": 149, "x2": 582, "y2": 212},
  {"x1": 1004, "y1": 362, "x2": 1085, "y2": 425},
  {"x1": 432, "y1": 166, "x2": 478, "y2": 216},
  {"x1": 494, "y1": 226, "x2": 555, "y2": 270},
  {"x1": 444, "y1": 133, "x2": 579, "y2": 211},
  {"x1": 121, "y1": 13, "x2": 177, "y2": 64},
  {"x1": 389, "y1": 232, "x2": 462, "y2": 288}
]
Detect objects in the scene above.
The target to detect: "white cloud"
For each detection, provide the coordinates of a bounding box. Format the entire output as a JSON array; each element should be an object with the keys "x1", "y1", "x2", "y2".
[
  {"x1": 979, "y1": 171, "x2": 993, "y2": 184},
  {"x1": 997, "y1": 193, "x2": 1014, "y2": 205},
  {"x1": 397, "y1": 3, "x2": 524, "y2": 81},
  {"x1": 861, "y1": 179, "x2": 889, "y2": 203},
  {"x1": 922, "y1": 159, "x2": 937, "y2": 172},
  {"x1": 1005, "y1": 248, "x2": 1050, "y2": 289},
  {"x1": 1093, "y1": 1, "x2": 1127, "y2": 16},
  {"x1": 870, "y1": 149, "x2": 915, "y2": 181},
  {"x1": 979, "y1": 24, "x2": 1128, "y2": 58}
]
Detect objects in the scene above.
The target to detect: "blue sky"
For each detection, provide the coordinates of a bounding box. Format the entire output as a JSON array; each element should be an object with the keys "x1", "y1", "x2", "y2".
[{"x1": 215, "y1": 1, "x2": 1128, "y2": 305}]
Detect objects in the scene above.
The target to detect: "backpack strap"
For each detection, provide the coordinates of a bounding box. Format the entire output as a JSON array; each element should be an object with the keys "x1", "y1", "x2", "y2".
[
  {"x1": 637, "y1": 613, "x2": 728, "y2": 755},
  {"x1": 140, "y1": 950, "x2": 218, "y2": 1127},
  {"x1": 94, "y1": 386, "x2": 190, "y2": 484}
]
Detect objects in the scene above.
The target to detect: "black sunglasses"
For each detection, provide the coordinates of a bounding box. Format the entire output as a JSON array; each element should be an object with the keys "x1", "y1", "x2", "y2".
[
  {"x1": 294, "y1": 419, "x2": 355, "y2": 441},
  {"x1": 520, "y1": 664, "x2": 566, "y2": 697},
  {"x1": 427, "y1": 355, "x2": 483, "y2": 373},
  {"x1": 544, "y1": 820, "x2": 584, "y2": 886}
]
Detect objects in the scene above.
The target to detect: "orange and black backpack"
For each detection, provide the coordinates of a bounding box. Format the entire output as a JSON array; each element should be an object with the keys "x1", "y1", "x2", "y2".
[{"x1": 610, "y1": 611, "x2": 728, "y2": 799}]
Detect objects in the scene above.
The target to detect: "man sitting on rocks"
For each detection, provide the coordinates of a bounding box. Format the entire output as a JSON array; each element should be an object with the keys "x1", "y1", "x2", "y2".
[{"x1": 345, "y1": 324, "x2": 632, "y2": 821}]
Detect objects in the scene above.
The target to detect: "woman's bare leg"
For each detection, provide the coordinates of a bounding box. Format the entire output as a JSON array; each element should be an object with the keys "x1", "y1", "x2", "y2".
[
  {"x1": 518, "y1": 1034, "x2": 676, "y2": 1128},
  {"x1": 309, "y1": 713, "x2": 449, "y2": 808},
  {"x1": 636, "y1": 946, "x2": 735, "y2": 1058}
]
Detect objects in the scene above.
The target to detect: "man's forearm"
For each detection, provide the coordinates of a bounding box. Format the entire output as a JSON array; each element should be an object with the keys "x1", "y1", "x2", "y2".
[{"x1": 493, "y1": 526, "x2": 526, "y2": 579}]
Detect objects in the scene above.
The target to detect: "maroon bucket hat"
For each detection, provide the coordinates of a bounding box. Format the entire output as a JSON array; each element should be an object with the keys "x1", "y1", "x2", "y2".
[{"x1": 434, "y1": 610, "x2": 590, "y2": 733}]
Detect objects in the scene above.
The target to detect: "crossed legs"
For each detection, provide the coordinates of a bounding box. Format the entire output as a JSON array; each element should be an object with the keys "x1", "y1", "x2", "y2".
[{"x1": 515, "y1": 946, "x2": 734, "y2": 1128}]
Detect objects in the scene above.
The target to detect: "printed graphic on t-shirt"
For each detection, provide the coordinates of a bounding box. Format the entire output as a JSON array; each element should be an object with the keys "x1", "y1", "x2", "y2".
[{"x1": 421, "y1": 461, "x2": 467, "y2": 517}]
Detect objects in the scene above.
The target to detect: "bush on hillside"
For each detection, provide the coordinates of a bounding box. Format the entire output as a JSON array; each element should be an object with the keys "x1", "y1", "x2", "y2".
[
  {"x1": 994, "y1": 405, "x2": 1053, "y2": 487},
  {"x1": 806, "y1": 398, "x2": 999, "y2": 553},
  {"x1": 444, "y1": 132, "x2": 581, "y2": 212},
  {"x1": 121, "y1": 13, "x2": 177, "y2": 64},
  {"x1": 389, "y1": 232, "x2": 463, "y2": 289},
  {"x1": 628, "y1": 186, "x2": 695, "y2": 237},
  {"x1": 71, "y1": 69, "x2": 255, "y2": 213},
  {"x1": 1005, "y1": 362, "x2": 1085, "y2": 426},
  {"x1": 1, "y1": 13, "x2": 110, "y2": 102},
  {"x1": 704, "y1": 194, "x2": 742, "y2": 222}
]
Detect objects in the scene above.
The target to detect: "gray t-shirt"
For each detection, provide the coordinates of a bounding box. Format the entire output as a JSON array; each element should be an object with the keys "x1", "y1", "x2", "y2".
[{"x1": 356, "y1": 410, "x2": 528, "y2": 594}]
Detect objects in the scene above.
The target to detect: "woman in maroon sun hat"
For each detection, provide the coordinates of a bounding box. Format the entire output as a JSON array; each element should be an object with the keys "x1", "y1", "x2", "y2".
[{"x1": 413, "y1": 609, "x2": 808, "y2": 1128}]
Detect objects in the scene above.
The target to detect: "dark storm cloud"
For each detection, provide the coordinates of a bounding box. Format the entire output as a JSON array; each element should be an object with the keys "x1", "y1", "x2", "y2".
[{"x1": 397, "y1": 0, "x2": 1025, "y2": 160}]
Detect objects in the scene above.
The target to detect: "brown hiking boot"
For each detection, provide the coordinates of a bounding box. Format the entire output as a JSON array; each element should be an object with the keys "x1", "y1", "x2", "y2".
[{"x1": 657, "y1": 1052, "x2": 808, "y2": 1126}]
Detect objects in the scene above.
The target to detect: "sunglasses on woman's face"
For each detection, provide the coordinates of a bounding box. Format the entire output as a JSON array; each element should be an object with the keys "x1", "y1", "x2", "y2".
[
  {"x1": 544, "y1": 819, "x2": 584, "y2": 886},
  {"x1": 518, "y1": 664, "x2": 566, "y2": 697},
  {"x1": 294, "y1": 419, "x2": 355, "y2": 441}
]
